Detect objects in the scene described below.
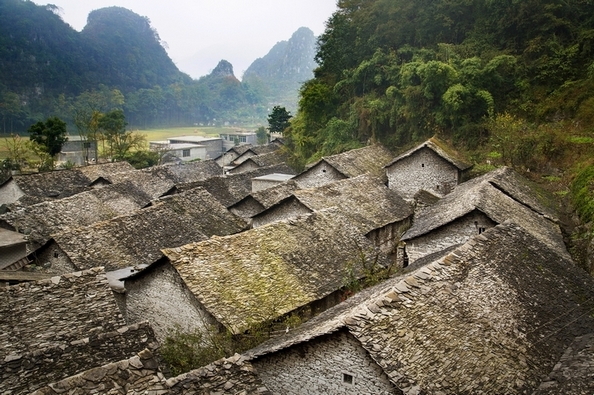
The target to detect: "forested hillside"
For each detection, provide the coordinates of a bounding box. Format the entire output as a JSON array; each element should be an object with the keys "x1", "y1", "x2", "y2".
[
  {"x1": 286, "y1": 0, "x2": 594, "y2": 162},
  {"x1": 284, "y1": 0, "x2": 594, "y2": 272},
  {"x1": 0, "y1": 0, "x2": 267, "y2": 131}
]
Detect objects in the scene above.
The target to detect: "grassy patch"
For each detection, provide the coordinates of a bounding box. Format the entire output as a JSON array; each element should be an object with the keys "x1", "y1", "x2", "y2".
[{"x1": 567, "y1": 136, "x2": 594, "y2": 144}]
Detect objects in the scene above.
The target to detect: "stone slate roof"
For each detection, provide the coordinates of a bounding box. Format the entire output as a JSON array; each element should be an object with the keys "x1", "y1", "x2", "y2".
[
  {"x1": 52, "y1": 188, "x2": 247, "y2": 271},
  {"x1": 159, "y1": 160, "x2": 222, "y2": 183},
  {"x1": 289, "y1": 174, "x2": 413, "y2": 234},
  {"x1": 3, "y1": 170, "x2": 91, "y2": 202},
  {"x1": 0, "y1": 227, "x2": 26, "y2": 248},
  {"x1": 296, "y1": 144, "x2": 394, "y2": 181},
  {"x1": 77, "y1": 161, "x2": 135, "y2": 183},
  {"x1": 162, "y1": 209, "x2": 390, "y2": 334},
  {"x1": 32, "y1": 351, "x2": 271, "y2": 395},
  {"x1": 231, "y1": 144, "x2": 281, "y2": 165},
  {"x1": 240, "y1": 150, "x2": 288, "y2": 168},
  {"x1": 0, "y1": 268, "x2": 156, "y2": 393},
  {"x1": 246, "y1": 223, "x2": 594, "y2": 394},
  {"x1": 0, "y1": 181, "x2": 152, "y2": 245},
  {"x1": 484, "y1": 166, "x2": 559, "y2": 222},
  {"x1": 213, "y1": 144, "x2": 254, "y2": 162},
  {"x1": 177, "y1": 165, "x2": 298, "y2": 207},
  {"x1": 237, "y1": 180, "x2": 300, "y2": 213},
  {"x1": 108, "y1": 166, "x2": 177, "y2": 199},
  {"x1": 534, "y1": 333, "x2": 594, "y2": 394},
  {"x1": 385, "y1": 137, "x2": 472, "y2": 170},
  {"x1": 402, "y1": 168, "x2": 565, "y2": 254}
]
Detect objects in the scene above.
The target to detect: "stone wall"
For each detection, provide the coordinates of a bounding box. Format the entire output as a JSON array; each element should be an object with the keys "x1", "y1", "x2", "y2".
[
  {"x1": 32, "y1": 351, "x2": 272, "y2": 395},
  {"x1": 0, "y1": 178, "x2": 25, "y2": 206},
  {"x1": 405, "y1": 210, "x2": 496, "y2": 263},
  {"x1": 387, "y1": 147, "x2": 459, "y2": 199},
  {"x1": 252, "y1": 198, "x2": 312, "y2": 228},
  {"x1": 230, "y1": 197, "x2": 264, "y2": 219},
  {"x1": 294, "y1": 161, "x2": 347, "y2": 189},
  {"x1": 2, "y1": 322, "x2": 158, "y2": 394},
  {"x1": 253, "y1": 329, "x2": 398, "y2": 395},
  {"x1": 29, "y1": 241, "x2": 77, "y2": 274},
  {"x1": 228, "y1": 159, "x2": 260, "y2": 174},
  {"x1": 124, "y1": 260, "x2": 219, "y2": 342},
  {"x1": 366, "y1": 218, "x2": 410, "y2": 256}
]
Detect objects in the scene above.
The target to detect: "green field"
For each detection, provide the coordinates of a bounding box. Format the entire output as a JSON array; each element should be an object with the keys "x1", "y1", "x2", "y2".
[{"x1": 0, "y1": 126, "x2": 243, "y2": 159}]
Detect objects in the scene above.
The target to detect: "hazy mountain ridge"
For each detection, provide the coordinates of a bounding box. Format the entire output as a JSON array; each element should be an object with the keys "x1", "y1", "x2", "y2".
[{"x1": 243, "y1": 27, "x2": 318, "y2": 112}]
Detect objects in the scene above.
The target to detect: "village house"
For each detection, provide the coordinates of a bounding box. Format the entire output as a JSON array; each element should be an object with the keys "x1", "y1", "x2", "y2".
[
  {"x1": 252, "y1": 175, "x2": 413, "y2": 256},
  {"x1": 214, "y1": 144, "x2": 253, "y2": 167},
  {"x1": 401, "y1": 167, "x2": 564, "y2": 264},
  {"x1": 56, "y1": 136, "x2": 98, "y2": 165},
  {"x1": 150, "y1": 135, "x2": 224, "y2": 159},
  {"x1": 177, "y1": 164, "x2": 298, "y2": 208},
  {"x1": 251, "y1": 173, "x2": 294, "y2": 192},
  {"x1": 31, "y1": 188, "x2": 247, "y2": 279},
  {"x1": 229, "y1": 180, "x2": 300, "y2": 219},
  {"x1": 0, "y1": 162, "x2": 138, "y2": 207},
  {"x1": 229, "y1": 143, "x2": 282, "y2": 166},
  {"x1": 0, "y1": 180, "x2": 153, "y2": 250},
  {"x1": 384, "y1": 137, "x2": 472, "y2": 199},
  {"x1": 219, "y1": 131, "x2": 258, "y2": 150},
  {"x1": 244, "y1": 223, "x2": 594, "y2": 395},
  {"x1": 123, "y1": 209, "x2": 390, "y2": 341},
  {"x1": 292, "y1": 144, "x2": 394, "y2": 189},
  {"x1": 226, "y1": 150, "x2": 291, "y2": 175},
  {"x1": 0, "y1": 267, "x2": 158, "y2": 394}
]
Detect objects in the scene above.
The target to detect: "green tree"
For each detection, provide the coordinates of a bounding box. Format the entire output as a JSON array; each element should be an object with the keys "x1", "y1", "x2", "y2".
[
  {"x1": 27, "y1": 117, "x2": 68, "y2": 169},
  {"x1": 267, "y1": 106, "x2": 292, "y2": 134},
  {"x1": 256, "y1": 126, "x2": 269, "y2": 145}
]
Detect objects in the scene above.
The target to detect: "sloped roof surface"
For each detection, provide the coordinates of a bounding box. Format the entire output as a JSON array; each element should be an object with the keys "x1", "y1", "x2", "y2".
[
  {"x1": 177, "y1": 165, "x2": 297, "y2": 207},
  {"x1": 386, "y1": 137, "x2": 472, "y2": 170},
  {"x1": 7, "y1": 170, "x2": 91, "y2": 200},
  {"x1": 534, "y1": 333, "x2": 594, "y2": 394},
  {"x1": 402, "y1": 168, "x2": 564, "y2": 253},
  {"x1": 246, "y1": 223, "x2": 594, "y2": 394},
  {"x1": 0, "y1": 267, "x2": 125, "y2": 362},
  {"x1": 0, "y1": 227, "x2": 26, "y2": 247},
  {"x1": 163, "y1": 209, "x2": 390, "y2": 334},
  {"x1": 297, "y1": 144, "x2": 394, "y2": 181},
  {"x1": 77, "y1": 162, "x2": 135, "y2": 183},
  {"x1": 108, "y1": 166, "x2": 176, "y2": 199},
  {"x1": 159, "y1": 160, "x2": 222, "y2": 184},
  {"x1": 0, "y1": 181, "x2": 152, "y2": 244},
  {"x1": 52, "y1": 188, "x2": 247, "y2": 271},
  {"x1": 251, "y1": 180, "x2": 299, "y2": 208},
  {"x1": 291, "y1": 174, "x2": 413, "y2": 234}
]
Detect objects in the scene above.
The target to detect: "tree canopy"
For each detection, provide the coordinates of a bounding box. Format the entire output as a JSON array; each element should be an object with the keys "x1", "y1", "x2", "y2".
[
  {"x1": 267, "y1": 106, "x2": 292, "y2": 135},
  {"x1": 27, "y1": 117, "x2": 68, "y2": 157},
  {"x1": 283, "y1": 0, "x2": 594, "y2": 163}
]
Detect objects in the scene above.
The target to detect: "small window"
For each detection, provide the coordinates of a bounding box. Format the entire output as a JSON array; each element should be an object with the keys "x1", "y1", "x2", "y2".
[
  {"x1": 83, "y1": 142, "x2": 91, "y2": 149},
  {"x1": 343, "y1": 373, "x2": 354, "y2": 385},
  {"x1": 322, "y1": 169, "x2": 327, "y2": 173},
  {"x1": 239, "y1": 136, "x2": 247, "y2": 143},
  {"x1": 478, "y1": 227, "x2": 486, "y2": 234},
  {"x1": 182, "y1": 149, "x2": 191, "y2": 157},
  {"x1": 53, "y1": 251, "x2": 60, "y2": 258},
  {"x1": 421, "y1": 163, "x2": 425, "y2": 168}
]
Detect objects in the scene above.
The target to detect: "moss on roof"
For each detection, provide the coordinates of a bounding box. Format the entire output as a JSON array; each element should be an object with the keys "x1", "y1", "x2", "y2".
[
  {"x1": 163, "y1": 209, "x2": 390, "y2": 334},
  {"x1": 246, "y1": 223, "x2": 594, "y2": 393}
]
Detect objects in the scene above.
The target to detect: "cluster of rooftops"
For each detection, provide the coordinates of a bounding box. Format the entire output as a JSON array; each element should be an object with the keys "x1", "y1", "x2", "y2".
[{"x1": 1, "y1": 138, "x2": 593, "y2": 394}]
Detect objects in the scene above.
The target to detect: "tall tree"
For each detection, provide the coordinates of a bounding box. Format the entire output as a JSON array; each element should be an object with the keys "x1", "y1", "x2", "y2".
[
  {"x1": 267, "y1": 106, "x2": 292, "y2": 134},
  {"x1": 27, "y1": 116, "x2": 68, "y2": 169}
]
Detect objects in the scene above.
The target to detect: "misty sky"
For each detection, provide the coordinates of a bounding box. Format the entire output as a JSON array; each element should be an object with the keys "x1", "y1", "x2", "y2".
[{"x1": 31, "y1": 0, "x2": 338, "y2": 80}]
